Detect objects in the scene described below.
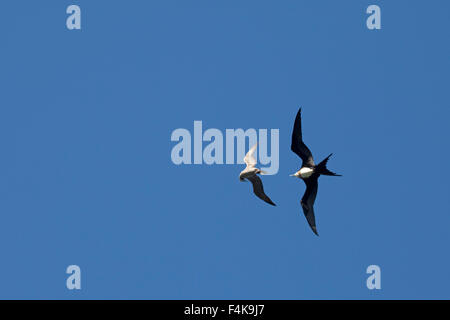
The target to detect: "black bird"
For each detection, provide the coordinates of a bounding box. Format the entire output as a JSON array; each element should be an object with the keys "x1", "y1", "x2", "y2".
[{"x1": 290, "y1": 108, "x2": 341, "y2": 236}]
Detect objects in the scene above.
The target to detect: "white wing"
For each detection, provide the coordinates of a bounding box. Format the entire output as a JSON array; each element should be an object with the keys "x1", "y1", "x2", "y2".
[{"x1": 244, "y1": 143, "x2": 257, "y2": 167}]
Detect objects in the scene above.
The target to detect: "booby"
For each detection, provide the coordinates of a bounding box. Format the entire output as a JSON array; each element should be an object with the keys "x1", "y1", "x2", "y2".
[
  {"x1": 290, "y1": 108, "x2": 341, "y2": 236},
  {"x1": 240, "y1": 143, "x2": 276, "y2": 206}
]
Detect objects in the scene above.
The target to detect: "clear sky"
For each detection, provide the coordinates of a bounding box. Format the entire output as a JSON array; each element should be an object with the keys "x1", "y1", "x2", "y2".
[{"x1": 1, "y1": 0, "x2": 449, "y2": 299}]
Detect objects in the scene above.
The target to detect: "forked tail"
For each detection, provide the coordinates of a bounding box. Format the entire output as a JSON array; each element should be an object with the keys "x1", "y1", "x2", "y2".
[{"x1": 316, "y1": 153, "x2": 341, "y2": 176}]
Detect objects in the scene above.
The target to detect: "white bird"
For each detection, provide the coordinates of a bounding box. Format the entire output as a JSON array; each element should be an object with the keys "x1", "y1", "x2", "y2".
[{"x1": 239, "y1": 143, "x2": 276, "y2": 206}]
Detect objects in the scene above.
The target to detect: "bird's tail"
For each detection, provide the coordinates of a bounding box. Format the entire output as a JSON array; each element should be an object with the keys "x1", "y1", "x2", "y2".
[{"x1": 316, "y1": 154, "x2": 341, "y2": 176}]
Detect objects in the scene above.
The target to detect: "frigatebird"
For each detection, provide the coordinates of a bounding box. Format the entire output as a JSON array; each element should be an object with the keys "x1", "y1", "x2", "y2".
[
  {"x1": 290, "y1": 108, "x2": 341, "y2": 235},
  {"x1": 240, "y1": 143, "x2": 276, "y2": 206}
]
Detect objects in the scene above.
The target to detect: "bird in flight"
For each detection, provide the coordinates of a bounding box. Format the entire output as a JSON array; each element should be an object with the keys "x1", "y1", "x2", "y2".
[
  {"x1": 290, "y1": 108, "x2": 341, "y2": 236},
  {"x1": 239, "y1": 143, "x2": 276, "y2": 206}
]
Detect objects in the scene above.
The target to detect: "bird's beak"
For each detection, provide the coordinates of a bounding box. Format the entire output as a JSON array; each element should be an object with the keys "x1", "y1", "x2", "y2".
[{"x1": 289, "y1": 174, "x2": 296, "y2": 177}]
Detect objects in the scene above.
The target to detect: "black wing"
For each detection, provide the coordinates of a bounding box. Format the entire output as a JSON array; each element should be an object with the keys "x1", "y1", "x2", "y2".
[
  {"x1": 291, "y1": 108, "x2": 315, "y2": 167},
  {"x1": 301, "y1": 176, "x2": 319, "y2": 236},
  {"x1": 247, "y1": 175, "x2": 276, "y2": 206}
]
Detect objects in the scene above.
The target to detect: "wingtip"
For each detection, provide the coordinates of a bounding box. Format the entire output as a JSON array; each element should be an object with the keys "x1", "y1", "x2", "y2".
[{"x1": 312, "y1": 226, "x2": 319, "y2": 236}]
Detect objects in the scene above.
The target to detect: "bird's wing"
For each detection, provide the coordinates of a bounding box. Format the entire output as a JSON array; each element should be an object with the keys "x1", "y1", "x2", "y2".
[
  {"x1": 301, "y1": 176, "x2": 319, "y2": 236},
  {"x1": 291, "y1": 108, "x2": 315, "y2": 167},
  {"x1": 244, "y1": 143, "x2": 257, "y2": 167},
  {"x1": 247, "y1": 175, "x2": 276, "y2": 206}
]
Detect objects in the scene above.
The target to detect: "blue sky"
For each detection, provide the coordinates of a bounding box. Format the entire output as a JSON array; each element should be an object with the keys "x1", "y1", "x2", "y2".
[{"x1": 1, "y1": 0, "x2": 449, "y2": 299}]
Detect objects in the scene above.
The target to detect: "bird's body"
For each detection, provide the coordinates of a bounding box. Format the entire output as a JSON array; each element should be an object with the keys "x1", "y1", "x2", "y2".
[
  {"x1": 290, "y1": 108, "x2": 341, "y2": 236},
  {"x1": 293, "y1": 167, "x2": 314, "y2": 179},
  {"x1": 239, "y1": 143, "x2": 276, "y2": 206},
  {"x1": 239, "y1": 166, "x2": 259, "y2": 181}
]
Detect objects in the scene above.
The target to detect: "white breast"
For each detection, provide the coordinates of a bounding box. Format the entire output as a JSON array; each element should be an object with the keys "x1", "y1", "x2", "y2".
[{"x1": 299, "y1": 167, "x2": 314, "y2": 178}]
